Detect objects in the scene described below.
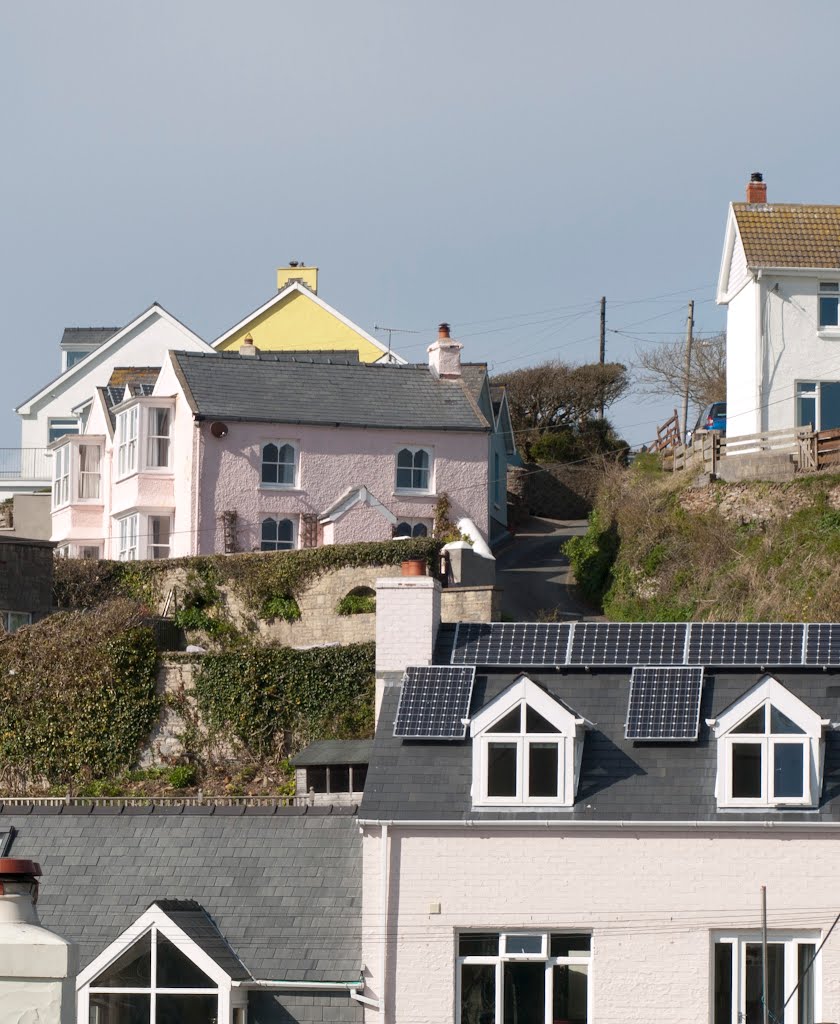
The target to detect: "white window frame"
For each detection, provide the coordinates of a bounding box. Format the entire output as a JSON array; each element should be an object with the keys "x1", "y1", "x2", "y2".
[
  {"x1": 145, "y1": 406, "x2": 172, "y2": 470},
  {"x1": 48, "y1": 417, "x2": 79, "y2": 444},
  {"x1": 795, "y1": 380, "x2": 840, "y2": 432},
  {"x1": 260, "y1": 515, "x2": 298, "y2": 551},
  {"x1": 52, "y1": 443, "x2": 70, "y2": 509},
  {"x1": 395, "y1": 445, "x2": 434, "y2": 494},
  {"x1": 470, "y1": 675, "x2": 587, "y2": 808},
  {"x1": 79, "y1": 545, "x2": 101, "y2": 560},
  {"x1": 709, "y1": 675, "x2": 826, "y2": 810},
  {"x1": 116, "y1": 405, "x2": 140, "y2": 479},
  {"x1": 148, "y1": 514, "x2": 173, "y2": 560},
  {"x1": 117, "y1": 513, "x2": 139, "y2": 561},
  {"x1": 260, "y1": 441, "x2": 299, "y2": 489},
  {"x1": 77, "y1": 442, "x2": 102, "y2": 501},
  {"x1": 457, "y1": 930, "x2": 592, "y2": 1024},
  {"x1": 1, "y1": 611, "x2": 32, "y2": 633},
  {"x1": 818, "y1": 281, "x2": 840, "y2": 330},
  {"x1": 712, "y1": 931, "x2": 821, "y2": 1024}
]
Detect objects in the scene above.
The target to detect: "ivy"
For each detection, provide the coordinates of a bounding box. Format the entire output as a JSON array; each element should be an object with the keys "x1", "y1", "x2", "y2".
[{"x1": 193, "y1": 641, "x2": 375, "y2": 757}]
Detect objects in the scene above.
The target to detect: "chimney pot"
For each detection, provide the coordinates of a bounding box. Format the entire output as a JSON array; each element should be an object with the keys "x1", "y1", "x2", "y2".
[
  {"x1": 239, "y1": 334, "x2": 259, "y2": 357},
  {"x1": 746, "y1": 171, "x2": 767, "y2": 204},
  {"x1": 438, "y1": 322, "x2": 451, "y2": 339}
]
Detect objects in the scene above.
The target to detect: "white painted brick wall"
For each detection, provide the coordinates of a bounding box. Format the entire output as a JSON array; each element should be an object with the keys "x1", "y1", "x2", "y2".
[
  {"x1": 374, "y1": 577, "x2": 441, "y2": 675},
  {"x1": 361, "y1": 827, "x2": 840, "y2": 1024}
]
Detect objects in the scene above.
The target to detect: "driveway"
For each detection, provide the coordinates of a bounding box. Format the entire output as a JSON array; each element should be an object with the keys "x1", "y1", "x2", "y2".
[{"x1": 495, "y1": 517, "x2": 602, "y2": 622}]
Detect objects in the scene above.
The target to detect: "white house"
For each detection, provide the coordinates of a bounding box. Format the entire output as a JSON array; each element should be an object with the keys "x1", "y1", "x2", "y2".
[
  {"x1": 4, "y1": 303, "x2": 209, "y2": 498},
  {"x1": 718, "y1": 172, "x2": 840, "y2": 439}
]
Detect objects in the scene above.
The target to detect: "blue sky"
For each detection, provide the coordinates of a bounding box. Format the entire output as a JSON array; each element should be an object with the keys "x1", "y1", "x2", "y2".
[{"x1": 1, "y1": 0, "x2": 838, "y2": 450}]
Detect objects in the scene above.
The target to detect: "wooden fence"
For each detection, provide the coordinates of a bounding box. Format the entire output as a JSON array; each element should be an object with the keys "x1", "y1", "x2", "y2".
[{"x1": 661, "y1": 426, "x2": 840, "y2": 476}]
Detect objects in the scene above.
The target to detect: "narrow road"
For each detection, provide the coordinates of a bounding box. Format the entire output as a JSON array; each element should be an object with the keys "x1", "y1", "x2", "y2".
[{"x1": 495, "y1": 516, "x2": 602, "y2": 622}]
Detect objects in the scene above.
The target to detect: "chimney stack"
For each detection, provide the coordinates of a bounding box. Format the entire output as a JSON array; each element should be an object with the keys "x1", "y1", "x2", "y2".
[
  {"x1": 276, "y1": 263, "x2": 319, "y2": 293},
  {"x1": 746, "y1": 171, "x2": 767, "y2": 204},
  {"x1": 427, "y1": 322, "x2": 463, "y2": 379},
  {"x1": 239, "y1": 334, "x2": 259, "y2": 357}
]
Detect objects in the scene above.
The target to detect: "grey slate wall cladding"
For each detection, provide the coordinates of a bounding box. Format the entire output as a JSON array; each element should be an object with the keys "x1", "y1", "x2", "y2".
[
  {"x1": 0, "y1": 536, "x2": 54, "y2": 617},
  {"x1": 2, "y1": 809, "x2": 361, "y2": 982},
  {"x1": 360, "y1": 668, "x2": 840, "y2": 822},
  {"x1": 249, "y1": 991, "x2": 362, "y2": 1024}
]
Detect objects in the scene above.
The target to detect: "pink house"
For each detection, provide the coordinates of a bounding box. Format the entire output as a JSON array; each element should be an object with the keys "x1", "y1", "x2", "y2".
[{"x1": 50, "y1": 327, "x2": 504, "y2": 559}]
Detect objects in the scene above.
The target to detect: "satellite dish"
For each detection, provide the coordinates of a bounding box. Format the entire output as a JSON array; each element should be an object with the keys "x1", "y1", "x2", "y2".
[{"x1": 210, "y1": 421, "x2": 229, "y2": 439}]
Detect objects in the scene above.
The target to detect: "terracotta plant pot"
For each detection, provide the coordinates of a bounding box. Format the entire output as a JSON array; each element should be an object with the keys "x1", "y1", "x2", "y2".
[{"x1": 401, "y1": 559, "x2": 427, "y2": 577}]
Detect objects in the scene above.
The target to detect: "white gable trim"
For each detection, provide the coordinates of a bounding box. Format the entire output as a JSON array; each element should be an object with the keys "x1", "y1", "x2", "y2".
[
  {"x1": 17, "y1": 304, "x2": 209, "y2": 414},
  {"x1": 319, "y1": 485, "x2": 397, "y2": 525},
  {"x1": 211, "y1": 282, "x2": 407, "y2": 363},
  {"x1": 708, "y1": 674, "x2": 827, "y2": 738},
  {"x1": 470, "y1": 675, "x2": 582, "y2": 737},
  {"x1": 717, "y1": 206, "x2": 751, "y2": 304}
]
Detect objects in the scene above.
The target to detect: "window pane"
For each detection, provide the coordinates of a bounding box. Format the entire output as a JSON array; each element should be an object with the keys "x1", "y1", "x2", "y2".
[
  {"x1": 156, "y1": 994, "x2": 218, "y2": 1024},
  {"x1": 412, "y1": 522, "x2": 428, "y2": 537},
  {"x1": 820, "y1": 295, "x2": 839, "y2": 327},
  {"x1": 713, "y1": 942, "x2": 733, "y2": 1024},
  {"x1": 550, "y1": 934, "x2": 591, "y2": 957},
  {"x1": 525, "y1": 705, "x2": 560, "y2": 734},
  {"x1": 277, "y1": 518, "x2": 294, "y2": 543},
  {"x1": 156, "y1": 934, "x2": 216, "y2": 988},
  {"x1": 352, "y1": 764, "x2": 368, "y2": 791},
  {"x1": 732, "y1": 743, "x2": 762, "y2": 798},
  {"x1": 553, "y1": 963, "x2": 588, "y2": 1024},
  {"x1": 459, "y1": 932, "x2": 499, "y2": 956},
  {"x1": 488, "y1": 743, "x2": 517, "y2": 797},
  {"x1": 93, "y1": 930, "x2": 152, "y2": 987},
  {"x1": 330, "y1": 765, "x2": 350, "y2": 793},
  {"x1": 488, "y1": 707, "x2": 521, "y2": 733},
  {"x1": 799, "y1": 944, "x2": 816, "y2": 1024},
  {"x1": 773, "y1": 743, "x2": 804, "y2": 799},
  {"x1": 307, "y1": 766, "x2": 328, "y2": 793},
  {"x1": 461, "y1": 963, "x2": 495, "y2": 1024},
  {"x1": 505, "y1": 934, "x2": 543, "y2": 956},
  {"x1": 503, "y1": 962, "x2": 545, "y2": 1024},
  {"x1": 396, "y1": 467, "x2": 413, "y2": 489},
  {"x1": 528, "y1": 743, "x2": 559, "y2": 799},
  {"x1": 733, "y1": 707, "x2": 766, "y2": 734},
  {"x1": 745, "y1": 943, "x2": 784, "y2": 1024},
  {"x1": 770, "y1": 706, "x2": 805, "y2": 735},
  {"x1": 798, "y1": 394, "x2": 817, "y2": 430},
  {"x1": 88, "y1": 992, "x2": 150, "y2": 1024},
  {"x1": 395, "y1": 522, "x2": 412, "y2": 537},
  {"x1": 821, "y1": 382, "x2": 840, "y2": 431}
]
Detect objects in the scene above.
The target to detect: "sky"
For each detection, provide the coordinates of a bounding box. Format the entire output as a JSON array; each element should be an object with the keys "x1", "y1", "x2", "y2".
[{"x1": 2, "y1": 0, "x2": 839, "y2": 451}]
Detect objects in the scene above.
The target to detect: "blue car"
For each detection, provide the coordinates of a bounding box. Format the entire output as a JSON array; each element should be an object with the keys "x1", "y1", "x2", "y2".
[{"x1": 688, "y1": 402, "x2": 726, "y2": 444}]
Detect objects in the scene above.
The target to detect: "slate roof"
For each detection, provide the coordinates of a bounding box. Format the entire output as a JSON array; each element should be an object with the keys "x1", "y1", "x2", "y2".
[
  {"x1": 360, "y1": 666, "x2": 840, "y2": 823},
  {"x1": 292, "y1": 740, "x2": 373, "y2": 767},
  {"x1": 153, "y1": 899, "x2": 250, "y2": 980},
  {"x1": 3, "y1": 806, "x2": 361, "y2": 981},
  {"x1": 169, "y1": 351, "x2": 491, "y2": 432},
  {"x1": 60, "y1": 327, "x2": 120, "y2": 348},
  {"x1": 733, "y1": 202, "x2": 840, "y2": 268}
]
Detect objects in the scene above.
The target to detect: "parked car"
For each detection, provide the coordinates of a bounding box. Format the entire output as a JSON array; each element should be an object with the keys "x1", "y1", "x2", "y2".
[{"x1": 688, "y1": 401, "x2": 726, "y2": 444}]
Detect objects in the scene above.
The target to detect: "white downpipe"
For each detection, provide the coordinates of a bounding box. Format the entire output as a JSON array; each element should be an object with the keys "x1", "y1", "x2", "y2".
[{"x1": 351, "y1": 822, "x2": 389, "y2": 1015}]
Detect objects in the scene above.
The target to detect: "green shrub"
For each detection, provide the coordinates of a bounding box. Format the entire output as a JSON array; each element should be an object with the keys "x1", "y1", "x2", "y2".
[
  {"x1": 337, "y1": 590, "x2": 376, "y2": 615},
  {"x1": 260, "y1": 596, "x2": 302, "y2": 621},
  {"x1": 167, "y1": 764, "x2": 197, "y2": 788},
  {"x1": 564, "y1": 510, "x2": 619, "y2": 606}
]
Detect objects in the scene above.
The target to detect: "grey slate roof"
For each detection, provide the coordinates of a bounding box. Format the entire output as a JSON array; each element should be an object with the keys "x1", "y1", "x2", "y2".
[
  {"x1": 3, "y1": 806, "x2": 361, "y2": 982},
  {"x1": 60, "y1": 327, "x2": 120, "y2": 348},
  {"x1": 292, "y1": 740, "x2": 373, "y2": 767},
  {"x1": 153, "y1": 899, "x2": 250, "y2": 980},
  {"x1": 170, "y1": 351, "x2": 491, "y2": 432},
  {"x1": 359, "y1": 667, "x2": 840, "y2": 823}
]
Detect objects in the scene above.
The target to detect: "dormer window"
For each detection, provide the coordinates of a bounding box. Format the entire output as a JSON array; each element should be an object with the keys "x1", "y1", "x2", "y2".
[
  {"x1": 710, "y1": 676, "x2": 827, "y2": 809},
  {"x1": 470, "y1": 676, "x2": 587, "y2": 808}
]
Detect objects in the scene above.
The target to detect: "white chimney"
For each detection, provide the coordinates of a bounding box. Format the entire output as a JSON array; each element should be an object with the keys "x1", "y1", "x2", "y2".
[
  {"x1": 239, "y1": 335, "x2": 259, "y2": 357},
  {"x1": 0, "y1": 859, "x2": 77, "y2": 1024},
  {"x1": 428, "y1": 322, "x2": 463, "y2": 378}
]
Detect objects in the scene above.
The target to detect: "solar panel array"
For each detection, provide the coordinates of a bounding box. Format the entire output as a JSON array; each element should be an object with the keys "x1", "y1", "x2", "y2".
[
  {"x1": 625, "y1": 667, "x2": 704, "y2": 741},
  {"x1": 450, "y1": 621, "x2": 840, "y2": 667},
  {"x1": 393, "y1": 665, "x2": 476, "y2": 739}
]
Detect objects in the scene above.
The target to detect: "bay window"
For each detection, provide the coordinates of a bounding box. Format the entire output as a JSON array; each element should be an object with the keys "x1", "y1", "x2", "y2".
[
  {"x1": 78, "y1": 443, "x2": 102, "y2": 500},
  {"x1": 117, "y1": 406, "x2": 139, "y2": 478},
  {"x1": 146, "y1": 408, "x2": 171, "y2": 468},
  {"x1": 714, "y1": 933, "x2": 818, "y2": 1024},
  {"x1": 52, "y1": 444, "x2": 70, "y2": 508},
  {"x1": 117, "y1": 514, "x2": 139, "y2": 561},
  {"x1": 149, "y1": 515, "x2": 172, "y2": 559}
]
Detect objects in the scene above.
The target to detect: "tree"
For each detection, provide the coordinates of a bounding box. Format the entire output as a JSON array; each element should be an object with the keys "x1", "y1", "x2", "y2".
[{"x1": 634, "y1": 333, "x2": 726, "y2": 410}]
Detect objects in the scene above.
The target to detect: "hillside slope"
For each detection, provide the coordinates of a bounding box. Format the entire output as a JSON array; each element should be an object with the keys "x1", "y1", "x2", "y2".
[{"x1": 567, "y1": 462, "x2": 840, "y2": 621}]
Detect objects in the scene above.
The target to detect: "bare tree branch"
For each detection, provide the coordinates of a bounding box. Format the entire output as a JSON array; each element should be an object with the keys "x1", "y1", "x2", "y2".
[{"x1": 633, "y1": 333, "x2": 726, "y2": 409}]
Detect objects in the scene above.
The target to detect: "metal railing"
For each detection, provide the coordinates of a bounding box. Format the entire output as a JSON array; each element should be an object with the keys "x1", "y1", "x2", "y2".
[
  {"x1": 0, "y1": 794, "x2": 311, "y2": 808},
  {"x1": 0, "y1": 448, "x2": 51, "y2": 481}
]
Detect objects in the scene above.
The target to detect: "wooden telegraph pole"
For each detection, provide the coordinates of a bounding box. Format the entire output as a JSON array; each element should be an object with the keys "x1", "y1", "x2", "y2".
[
  {"x1": 599, "y1": 296, "x2": 606, "y2": 419},
  {"x1": 681, "y1": 299, "x2": 694, "y2": 443}
]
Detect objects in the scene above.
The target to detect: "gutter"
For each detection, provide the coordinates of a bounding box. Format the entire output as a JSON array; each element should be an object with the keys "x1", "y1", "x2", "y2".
[
  {"x1": 233, "y1": 979, "x2": 363, "y2": 992},
  {"x1": 356, "y1": 818, "x2": 840, "y2": 832},
  {"x1": 192, "y1": 413, "x2": 489, "y2": 433}
]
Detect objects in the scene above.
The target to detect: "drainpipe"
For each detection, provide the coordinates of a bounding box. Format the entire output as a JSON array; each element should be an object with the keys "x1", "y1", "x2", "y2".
[{"x1": 350, "y1": 823, "x2": 389, "y2": 1014}]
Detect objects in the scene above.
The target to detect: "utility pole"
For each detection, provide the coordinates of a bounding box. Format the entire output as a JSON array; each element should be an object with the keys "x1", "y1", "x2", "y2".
[
  {"x1": 761, "y1": 885, "x2": 769, "y2": 1024},
  {"x1": 599, "y1": 296, "x2": 606, "y2": 419},
  {"x1": 681, "y1": 299, "x2": 694, "y2": 443}
]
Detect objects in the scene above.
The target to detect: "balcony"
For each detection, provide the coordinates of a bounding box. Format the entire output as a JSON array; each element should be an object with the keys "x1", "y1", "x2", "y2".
[{"x1": 0, "y1": 448, "x2": 52, "y2": 482}]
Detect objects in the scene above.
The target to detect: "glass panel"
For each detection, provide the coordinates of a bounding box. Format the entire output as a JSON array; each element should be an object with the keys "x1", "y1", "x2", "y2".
[
  {"x1": 261, "y1": 444, "x2": 279, "y2": 484},
  {"x1": 487, "y1": 743, "x2": 517, "y2": 797},
  {"x1": 394, "y1": 522, "x2": 412, "y2": 537},
  {"x1": 261, "y1": 518, "x2": 277, "y2": 543},
  {"x1": 821, "y1": 382, "x2": 840, "y2": 431},
  {"x1": 732, "y1": 743, "x2": 763, "y2": 798},
  {"x1": 48, "y1": 419, "x2": 78, "y2": 443},
  {"x1": 459, "y1": 932, "x2": 499, "y2": 956},
  {"x1": 488, "y1": 707, "x2": 522, "y2": 733},
  {"x1": 733, "y1": 707, "x2": 766, "y2": 734},
  {"x1": 397, "y1": 449, "x2": 414, "y2": 489},
  {"x1": 88, "y1": 992, "x2": 150, "y2": 1024},
  {"x1": 820, "y1": 282, "x2": 840, "y2": 292},
  {"x1": 461, "y1": 963, "x2": 495, "y2": 1024},
  {"x1": 156, "y1": 994, "x2": 218, "y2": 1024},
  {"x1": 528, "y1": 743, "x2": 559, "y2": 799},
  {"x1": 7, "y1": 613, "x2": 32, "y2": 633},
  {"x1": 503, "y1": 962, "x2": 545, "y2": 1024},
  {"x1": 307, "y1": 766, "x2": 328, "y2": 793},
  {"x1": 277, "y1": 519, "x2": 294, "y2": 544},
  {"x1": 553, "y1": 963, "x2": 588, "y2": 1024},
  {"x1": 156, "y1": 934, "x2": 216, "y2": 988},
  {"x1": 67, "y1": 349, "x2": 88, "y2": 367},
  {"x1": 745, "y1": 943, "x2": 784, "y2": 1024},
  {"x1": 798, "y1": 944, "x2": 816, "y2": 1024},
  {"x1": 329, "y1": 765, "x2": 351, "y2": 792},
  {"x1": 93, "y1": 930, "x2": 152, "y2": 987},
  {"x1": 525, "y1": 705, "x2": 560, "y2": 734},
  {"x1": 797, "y1": 394, "x2": 817, "y2": 430},
  {"x1": 713, "y1": 942, "x2": 733, "y2": 1024},
  {"x1": 412, "y1": 522, "x2": 428, "y2": 537},
  {"x1": 352, "y1": 764, "x2": 367, "y2": 791},
  {"x1": 820, "y1": 296, "x2": 839, "y2": 327},
  {"x1": 770, "y1": 706, "x2": 805, "y2": 735},
  {"x1": 505, "y1": 934, "x2": 543, "y2": 955},
  {"x1": 550, "y1": 934, "x2": 591, "y2": 957},
  {"x1": 773, "y1": 743, "x2": 804, "y2": 799}
]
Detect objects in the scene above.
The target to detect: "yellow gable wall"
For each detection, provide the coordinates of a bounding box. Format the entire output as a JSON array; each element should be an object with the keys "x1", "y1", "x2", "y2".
[{"x1": 216, "y1": 290, "x2": 386, "y2": 362}]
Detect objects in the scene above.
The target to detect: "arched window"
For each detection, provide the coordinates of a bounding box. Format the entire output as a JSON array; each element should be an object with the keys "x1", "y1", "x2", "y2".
[
  {"x1": 261, "y1": 517, "x2": 296, "y2": 551},
  {"x1": 261, "y1": 442, "x2": 297, "y2": 486},
  {"x1": 396, "y1": 447, "x2": 431, "y2": 491},
  {"x1": 395, "y1": 520, "x2": 429, "y2": 538}
]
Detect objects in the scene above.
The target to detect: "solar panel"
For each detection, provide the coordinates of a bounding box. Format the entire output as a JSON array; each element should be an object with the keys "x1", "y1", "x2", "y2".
[
  {"x1": 569, "y1": 622, "x2": 688, "y2": 666},
  {"x1": 804, "y1": 624, "x2": 840, "y2": 665},
  {"x1": 626, "y1": 666, "x2": 704, "y2": 741},
  {"x1": 451, "y1": 622, "x2": 571, "y2": 666},
  {"x1": 686, "y1": 623, "x2": 805, "y2": 665},
  {"x1": 393, "y1": 665, "x2": 477, "y2": 739}
]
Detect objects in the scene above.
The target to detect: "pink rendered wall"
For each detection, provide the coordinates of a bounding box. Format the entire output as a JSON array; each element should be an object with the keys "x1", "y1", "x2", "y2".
[
  {"x1": 195, "y1": 420, "x2": 489, "y2": 555},
  {"x1": 333, "y1": 502, "x2": 395, "y2": 544}
]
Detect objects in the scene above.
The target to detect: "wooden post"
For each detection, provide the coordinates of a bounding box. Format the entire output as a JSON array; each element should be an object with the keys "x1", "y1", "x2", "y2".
[
  {"x1": 681, "y1": 299, "x2": 694, "y2": 443},
  {"x1": 599, "y1": 296, "x2": 606, "y2": 419}
]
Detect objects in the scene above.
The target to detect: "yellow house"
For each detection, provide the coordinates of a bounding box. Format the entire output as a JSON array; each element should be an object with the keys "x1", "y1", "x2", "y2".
[{"x1": 212, "y1": 264, "x2": 404, "y2": 363}]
